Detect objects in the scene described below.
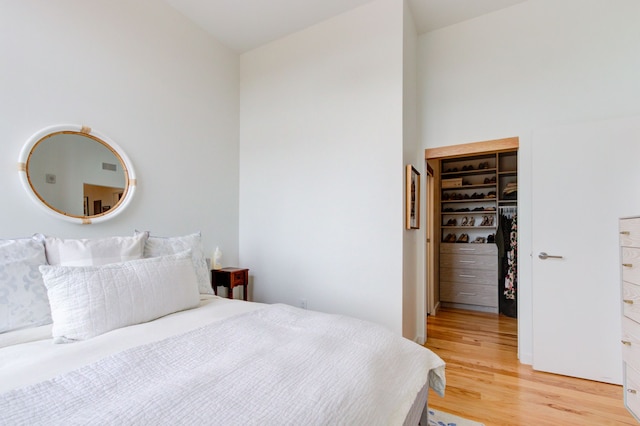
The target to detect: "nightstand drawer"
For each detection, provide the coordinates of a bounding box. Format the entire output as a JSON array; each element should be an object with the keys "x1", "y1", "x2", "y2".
[{"x1": 230, "y1": 271, "x2": 245, "y2": 285}]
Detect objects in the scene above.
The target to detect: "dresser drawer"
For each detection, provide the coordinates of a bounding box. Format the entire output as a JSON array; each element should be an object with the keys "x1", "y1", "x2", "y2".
[
  {"x1": 440, "y1": 282, "x2": 497, "y2": 307},
  {"x1": 622, "y1": 317, "x2": 640, "y2": 368},
  {"x1": 623, "y1": 281, "x2": 640, "y2": 324},
  {"x1": 440, "y1": 243, "x2": 497, "y2": 256},
  {"x1": 440, "y1": 253, "x2": 497, "y2": 271},
  {"x1": 622, "y1": 248, "x2": 640, "y2": 285},
  {"x1": 625, "y1": 363, "x2": 640, "y2": 420},
  {"x1": 620, "y1": 217, "x2": 640, "y2": 248},
  {"x1": 440, "y1": 267, "x2": 497, "y2": 285}
]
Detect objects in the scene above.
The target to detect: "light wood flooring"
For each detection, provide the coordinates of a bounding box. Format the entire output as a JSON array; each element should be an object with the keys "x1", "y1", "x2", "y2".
[{"x1": 424, "y1": 307, "x2": 637, "y2": 426}]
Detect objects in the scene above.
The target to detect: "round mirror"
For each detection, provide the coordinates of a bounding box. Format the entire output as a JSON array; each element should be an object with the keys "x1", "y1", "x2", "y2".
[{"x1": 18, "y1": 124, "x2": 136, "y2": 224}]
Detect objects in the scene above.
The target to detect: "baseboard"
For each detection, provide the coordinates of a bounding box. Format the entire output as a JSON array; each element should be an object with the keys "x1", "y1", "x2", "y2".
[
  {"x1": 431, "y1": 301, "x2": 441, "y2": 315},
  {"x1": 519, "y1": 351, "x2": 533, "y2": 365}
]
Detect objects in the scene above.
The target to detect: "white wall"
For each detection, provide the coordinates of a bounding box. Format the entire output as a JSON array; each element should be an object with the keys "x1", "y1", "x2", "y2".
[
  {"x1": 418, "y1": 0, "x2": 640, "y2": 362},
  {"x1": 239, "y1": 0, "x2": 406, "y2": 334},
  {"x1": 0, "y1": 1, "x2": 240, "y2": 262},
  {"x1": 402, "y1": 2, "x2": 424, "y2": 342}
]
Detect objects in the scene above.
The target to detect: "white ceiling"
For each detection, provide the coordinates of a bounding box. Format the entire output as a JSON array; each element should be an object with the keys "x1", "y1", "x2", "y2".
[{"x1": 164, "y1": 0, "x2": 527, "y2": 53}]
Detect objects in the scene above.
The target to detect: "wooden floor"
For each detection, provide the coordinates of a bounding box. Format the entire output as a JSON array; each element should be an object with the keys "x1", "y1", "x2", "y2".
[{"x1": 424, "y1": 308, "x2": 637, "y2": 426}]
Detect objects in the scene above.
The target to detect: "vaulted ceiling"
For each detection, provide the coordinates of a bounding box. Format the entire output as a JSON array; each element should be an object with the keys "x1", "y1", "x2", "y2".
[{"x1": 163, "y1": 0, "x2": 527, "y2": 52}]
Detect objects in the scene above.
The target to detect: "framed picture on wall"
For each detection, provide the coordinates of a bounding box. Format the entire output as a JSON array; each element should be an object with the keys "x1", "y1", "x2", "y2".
[{"x1": 406, "y1": 165, "x2": 420, "y2": 230}]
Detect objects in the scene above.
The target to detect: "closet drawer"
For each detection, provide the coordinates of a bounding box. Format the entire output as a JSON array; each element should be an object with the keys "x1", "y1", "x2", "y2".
[
  {"x1": 622, "y1": 247, "x2": 640, "y2": 285},
  {"x1": 440, "y1": 282, "x2": 497, "y2": 307},
  {"x1": 622, "y1": 317, "x2": 640, "y2": 368},
  {"x1": 620, "y1": 217, "x2": 640, "y2": 248},
  {"x1": 440, "y1": 253, "x2": 497, "y2": 271},
  {"x1": 625, "y1": 363, "x2": 640, "y2": 420},
  {"x1": 440, "y1": 267, "x2": 497, "y2": 285},
  {"x1": 440, "y1": 243, "x2": 497, "y2": 256},
  {"x1": 623, "y1": 281, "x2": 640, "y2": 324}
]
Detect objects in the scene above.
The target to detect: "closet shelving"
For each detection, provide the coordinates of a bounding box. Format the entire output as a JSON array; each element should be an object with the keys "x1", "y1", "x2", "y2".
[
  {"x1": 498, "y1": 151, "x2": 518, "y2": 207},
  {"x1": 437, "y1": 149, "x2": 518, "y2": 313},
  {"x1": 440, "y1": 154, "x2": 499, "y2": 244}
]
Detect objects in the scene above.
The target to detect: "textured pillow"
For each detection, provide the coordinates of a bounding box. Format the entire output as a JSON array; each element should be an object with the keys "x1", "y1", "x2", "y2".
[
  {"x1": 0, "y1": 238, "x2": 51, "y2": 333},
  {"x1": 34, "y1": 233, "x2": 147, "y2": 267},
  {"x1": 40, "y1": 251, "x2": 200, "y2": 343},
  {"x1": 137, "y1": 231, "x2": 212, "y2": 295}
]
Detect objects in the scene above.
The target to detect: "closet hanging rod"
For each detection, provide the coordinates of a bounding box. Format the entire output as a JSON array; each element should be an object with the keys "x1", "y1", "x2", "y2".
[{"x1": 498, "y1": 205, "x2": 517, "y2": 217}]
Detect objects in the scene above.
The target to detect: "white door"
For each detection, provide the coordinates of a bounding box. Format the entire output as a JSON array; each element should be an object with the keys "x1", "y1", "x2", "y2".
[{"x1": 532, "y1": 115, "x2": 640, "y2": 384}]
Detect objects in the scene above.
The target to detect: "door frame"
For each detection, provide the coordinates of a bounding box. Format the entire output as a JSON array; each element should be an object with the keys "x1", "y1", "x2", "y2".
[{"x1": 424, "y1": 136, "x2": 519, "y2": 324}]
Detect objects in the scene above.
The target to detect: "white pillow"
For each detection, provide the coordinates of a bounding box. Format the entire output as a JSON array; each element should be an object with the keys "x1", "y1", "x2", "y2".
[
  {"x1": 40, "y1": 251, "x2": 200, "y2": 343},
  {"x1": 0, "y1": 238, "x2": 51, "y2": 333},
  {"x1": 137, "y1": 231, "x2": 212, "y2": 295},
  {"x1": 34, "y1": 233, "x2": 147, "y2": 267}
]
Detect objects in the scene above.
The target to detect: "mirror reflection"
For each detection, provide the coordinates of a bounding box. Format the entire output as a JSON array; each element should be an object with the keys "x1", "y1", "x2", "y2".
[{"x1": 26, "y1": 132, "x2": 127, "y2": 218}]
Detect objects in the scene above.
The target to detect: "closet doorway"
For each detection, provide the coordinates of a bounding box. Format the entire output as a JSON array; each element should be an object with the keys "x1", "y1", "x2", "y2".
[{"x1": 425, "y1": 137, "x2": 519, "y2": 339}]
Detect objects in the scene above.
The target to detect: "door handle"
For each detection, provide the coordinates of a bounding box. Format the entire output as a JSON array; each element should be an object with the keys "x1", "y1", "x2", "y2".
[{"x1": 539, "y1": 252, "x2": 563, "y2": 260}]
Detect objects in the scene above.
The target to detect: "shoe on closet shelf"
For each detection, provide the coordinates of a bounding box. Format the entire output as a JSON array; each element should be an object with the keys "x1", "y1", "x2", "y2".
[
  {"x1": 472, "y1": 236, "x2": 486, "y2": 244},
  {"x1": 461, "y1": 217, "x2": 468, "y2": 226},
  {"x1": 480, "y1": 216, "x2": 489, "y2": 226},
  {"x1": 487, "y1": 234, "x2": 495, "y2": 243},
  {"x1": 468, "y1": 217, "x2": 475, "y2": 226},
  {"x1": 488, "y1": 215, "x2": 494, "y2": 226},
  {"x1": 457, "y1": 233, "x2": 469, "y2": 243},
  {"x1": 446, "y1": 218, "x2": 457, "y2": 226}
]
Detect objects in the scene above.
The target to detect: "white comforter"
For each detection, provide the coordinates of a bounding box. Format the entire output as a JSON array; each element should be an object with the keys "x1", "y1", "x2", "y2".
[{"x1": 0, "y1": 297, "x2": 445, "y2": 425}]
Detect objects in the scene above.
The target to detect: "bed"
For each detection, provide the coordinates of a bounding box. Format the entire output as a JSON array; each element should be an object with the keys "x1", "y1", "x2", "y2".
[{"x1": 0, "y1": 233, "x2": 445, "y2": 425}]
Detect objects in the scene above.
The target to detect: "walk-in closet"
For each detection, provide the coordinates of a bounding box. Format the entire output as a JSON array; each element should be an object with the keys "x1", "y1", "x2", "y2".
[{"x1": 425, "y1": 138, "x2": 519, "y2": 321}]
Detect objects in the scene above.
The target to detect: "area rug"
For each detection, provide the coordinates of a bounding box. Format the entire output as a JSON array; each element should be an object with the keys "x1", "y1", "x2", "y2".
[{"x1": 427, "y1": 407, "x2": 485, "y2": 426}]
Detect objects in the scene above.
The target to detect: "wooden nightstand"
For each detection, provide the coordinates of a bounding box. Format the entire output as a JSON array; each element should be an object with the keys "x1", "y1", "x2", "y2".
[{"x1": 211, "y1": 268, "x2": 249, "y2": 300}]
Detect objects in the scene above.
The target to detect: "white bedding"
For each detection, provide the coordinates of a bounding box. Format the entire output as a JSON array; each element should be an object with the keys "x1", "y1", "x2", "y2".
[{"x1": 0, "y1": 296, "x2": 445, "y2": 425}]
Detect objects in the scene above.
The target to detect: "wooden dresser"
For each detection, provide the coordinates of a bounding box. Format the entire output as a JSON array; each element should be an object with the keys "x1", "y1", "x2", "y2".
[
  {"x1": 619, "y1": 216, "x2": 640, "y2": 422},
  {"x1": 440, "y1": 243, "x2": 498, "y2": 312}
]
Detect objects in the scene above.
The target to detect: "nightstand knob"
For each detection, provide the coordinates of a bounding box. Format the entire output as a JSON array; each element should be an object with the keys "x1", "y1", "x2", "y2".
[
  {"x1": 621, "y1": 231, "x2": 631, "y2": 235},
  {"x1": 628, "y1": 389, "x2": 637, "y2": 394},
  {"x1": 622, "y1": 340, "x2": 632, "y2": 346},
  {"x1": 623, "y1": 263, "x2": 633, "y2": 268},
  {"x1": 624, "y1": 299, "x2": 635, "y2": 305}
]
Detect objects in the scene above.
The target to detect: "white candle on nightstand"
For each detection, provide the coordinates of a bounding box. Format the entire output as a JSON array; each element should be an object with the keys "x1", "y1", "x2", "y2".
[{"x1": 212, "y1": 247, "x2": 222, "y2": 270}]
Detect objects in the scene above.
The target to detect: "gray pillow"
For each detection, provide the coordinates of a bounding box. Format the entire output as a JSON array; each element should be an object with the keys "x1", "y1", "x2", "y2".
[
  {"x1": 0, "y1": 238, "x2": 51, "y2": 333},
  {"x1": 136, "y1": 231, "x2": 212, "y2": 295}
]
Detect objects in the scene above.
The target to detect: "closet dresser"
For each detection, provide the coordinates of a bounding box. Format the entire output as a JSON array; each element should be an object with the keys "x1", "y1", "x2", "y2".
[{"x1": 619, "y1": 216, "x2": 640, "y2": 422}]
